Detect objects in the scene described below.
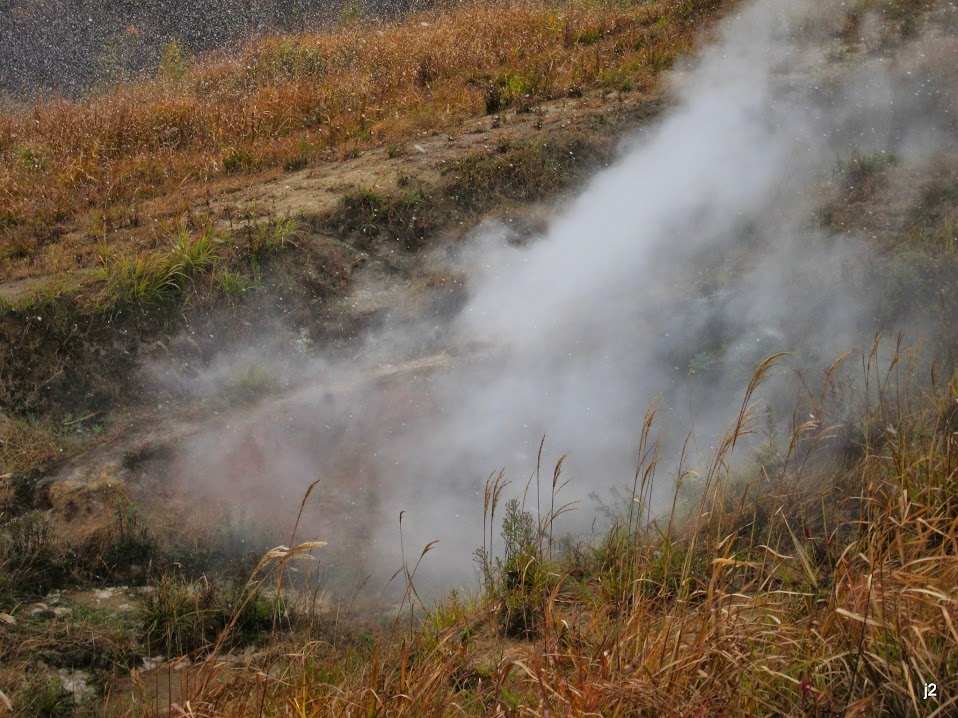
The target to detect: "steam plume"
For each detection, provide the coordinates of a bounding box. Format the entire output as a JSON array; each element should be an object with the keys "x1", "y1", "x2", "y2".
[{"x1": 168, "y1": 0, "x2": 958, "y2": 593}]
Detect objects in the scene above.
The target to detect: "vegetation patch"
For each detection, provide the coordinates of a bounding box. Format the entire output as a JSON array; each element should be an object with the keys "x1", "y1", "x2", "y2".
[
  {"x1": 446, "y1": 134, "x2": 615, "y2": 211},
  {"x1": 0, "y1": 0, "x2": 731, "y2": 284},
  {"x1": 334, "y1": 185, "x2": 434, "y2": 249},
  {"x1": 221, "y1": 364, "x2": 279, "y2": 406},
  {"x1": 141, "y1": 572, "x2": 283, "y2": 656},
  {"x1": 0, "y1": 417, "x2": 60, "y2": 478},
  {"x1": 835, "y1": 148, "x2": 898, "y2": 199},
  {"x1": 44, "y1": 349, "x2": 952, "y2": 716}
]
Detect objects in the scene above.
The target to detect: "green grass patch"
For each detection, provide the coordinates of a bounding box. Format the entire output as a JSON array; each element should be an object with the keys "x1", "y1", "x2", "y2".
[
  {"x1": 446, "y1": 134, "x2": 614, "y2": 211},
  {"x1": 222, "y1": 364, "x2": 278, "y2": 406},
  {"x1": 141, "y1": 572, "x2": 285, "y2": 656},
  {"x1": 249, "y1": 216, "x2": 298, "y2": 260},
  {"x1": 335, "y1": 185, "x2": 432, "y2": 249},
  {"x1": 835, "y1": 148, "x2": 898, "y2": 198},
  {"x1": 98, "y1": 227, "x2": 221, "y2": 307}
]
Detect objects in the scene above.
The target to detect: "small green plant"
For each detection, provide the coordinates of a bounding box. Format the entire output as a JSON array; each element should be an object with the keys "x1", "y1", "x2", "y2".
[
  {"x1": 689, "y1": 348, "x2": 723, "y2": 374},
  {"x1": 171, "y1": 226, "x2": 219, "y2": 274},
  {"x1": 223, "y1": 364, "x2": 278, "y2": 405},
  {"x1": 336, "y1": 185, "x2": 430, "y2": 248},
  {"x1": 222, "y1": 146, "x2": 257, "y2": 174},
  {"x1": 0, "y1": 511, "x2": 67, "y2": 601},
  {"x1": 910, "y1": 214, "x2": 958, "y2": 256},
  {"x1": 496, "y1": 71, "x2": 543, "y2": 109},
  {"x1": 476, "y1": 495, "x2": 553, "y2": 638},
  {"x1": 14, "y1": 144, "x2": 46, "y2": 172},
  {"x1": 104, "y1": 499, "x2": 156, "y2": 572},
  {"x1": 448, "y1": 134, "x2": 612, "y2": 210},
  {"x1": 100, "y1": 228, "x2": 220, "y2": 306},
  {"x1": 218, "y1": 268, "x2": 257, "y2": 296},
  {"x1": 249, "y1": 216, "x2": 298, "y2": 259},
  {"x1": 835, "y1": 149, "x2": 897, "y2": 197},
  {"x1": 11, "y1": 674, "x2": 72, "y2": 718},
  {"x1": 284, "y1": 153, "x2": 309, "y2": 172},
  {"x1": 267, "y1": 41, "x2": 325, "y2": 81},
  {"x1": 339, "y1": 186, "x2": 389, "y2": 235},
  {"x1": 158, "y1": 39, "x2": 189, "y2": 82},
  {"x1": 576, "y1": 28, "x2": 606, "y2": 45},
  {"x1": 100, "y1": 254, "x2": 181, "y2": 305},
  {"x1": 141, "y1": 572, "x2": 280, "y2": 656},
  {"x1": 339, "y1": 3, "x2": 364, "y2": 26}
]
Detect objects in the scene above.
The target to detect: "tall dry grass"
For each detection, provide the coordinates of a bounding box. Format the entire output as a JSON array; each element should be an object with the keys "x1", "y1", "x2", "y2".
[
  {"x1": 117, "y1": 341, "x2": 958, "y2": 717},
  {"x1": 0, "y1": 0, "x2": 729, "y2": 282}
]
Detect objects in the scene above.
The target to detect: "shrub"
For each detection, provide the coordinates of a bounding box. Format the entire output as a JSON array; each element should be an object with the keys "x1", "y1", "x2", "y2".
[{"x1": 141, "y1": 572, "x2": 281, "y2": 656}]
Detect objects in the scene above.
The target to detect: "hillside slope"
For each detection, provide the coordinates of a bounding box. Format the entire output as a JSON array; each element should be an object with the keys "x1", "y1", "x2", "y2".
[{"x1": 2, "y1": 0, "x2": 958, "y2": 716}]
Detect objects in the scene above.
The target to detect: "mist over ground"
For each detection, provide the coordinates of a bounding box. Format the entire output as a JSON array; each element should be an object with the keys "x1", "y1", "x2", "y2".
[{"x1": 153, "y1": 0, "x2": 958, "y2": 595}]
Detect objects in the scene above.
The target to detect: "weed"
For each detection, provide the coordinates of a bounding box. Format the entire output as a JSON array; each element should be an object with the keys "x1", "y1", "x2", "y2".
[
  {"x1": 141, "y1": 572, "x2": 281, "y2": 656},
  {"x1": 222, "y1": 146, "x2": 258, "y2": 174},
  {"x1": 336, "y1": 185, "x2": 431, "y2": 248},
  {"x1": 475, "y1": 455, "x2": 575, "y2": 639},
  {"x1": 250, "y1": 40, "x2": 325, "y2": 83},
  {"x1": 448, "y1": 134, "x2": 613, "y2": 210},
  {"x1": 249, "y1": 216, "x2": 298, "y2": 259},
  {"x1": 171, "y1": 226, "x2": 219, "y2": 274},
  {"x1": 10, "y1": 674, "x2": 71, "y2": 718},
  {"x1": 103, "y1": 499, "x2": 157, "y2": 572},
  {"x1": 908, "y1": 179, "x2": 958, "y2": 255},
  {"x1": 496, "y1": 71, "x2": 543, "y2": 110},
  {"x1": 910, "y1": 214, "x2": 958, "y2": 256},
  {"x1": 338, "y1": 186, "x2": 389, "y2": 235},
  {"x1": 100, "y1": 255, "x2": 181, "y2": 305},
  {"x1": 0, "y1": 511, "x2": 68, "y2": 600},
  {"x1": 0, "y1": 417, "x2": 60, "y2": 477},
  {"x1": 835, "y1": 148, "x2": 897, "y2": 198},
  {"x1": 689, "y1": 348, "x2": 722, "y2": 374},
  {"x1": 217, "y1": 268, "x2": 257, "y2": 297},
  {"x1": 13, "y1": 143, "x2": 46, "y2": 173},
  {"x1": 339, "y1": 4, "x2": 365, "y2": 27},
  {"x1": 222, "y1": 365, "x2": 278, "y2": 406},
  {"x1": 158, "y1": 40, "x2": 189, "y2": 83},
  {"x1": 491, "y1": 498, "x2": 551, "y2": 637},
  {"x1": 99, "y1": 227, "x2": 221, "y2": 307},
  {"x1": 283, "y1": 152, "x2": 310, "y2": 171},
  {"x1": 818, "y1": 205, "x2": 835, "y2": 228}
]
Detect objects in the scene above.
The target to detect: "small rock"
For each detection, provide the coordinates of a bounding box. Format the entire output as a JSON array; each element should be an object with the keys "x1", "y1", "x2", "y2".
[{"x1": 58, "y1": 669, "x2": 95, "y2": 703}]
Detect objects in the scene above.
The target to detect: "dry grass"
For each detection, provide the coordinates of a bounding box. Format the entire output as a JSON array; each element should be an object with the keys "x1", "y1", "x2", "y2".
[
  {"x1": 0, "y1": 0, "x2": 729, "y2": 287},
  {"x1": 81, "y1": 342, "x2": 955, "y2": 717},
  {"x1": 0, "y1": 416, "x2": 59, "y2": 477}
]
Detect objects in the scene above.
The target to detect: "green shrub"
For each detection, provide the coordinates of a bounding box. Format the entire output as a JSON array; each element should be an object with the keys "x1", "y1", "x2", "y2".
[
  {"x1": 249, "y1": 216, "x2": 298, "y2": 259},
  {"x1": 11, "y1": 674, "x2": 72, "y2": 718},
  {"x1": 158, "y1": 40, "x2": 189, "y2": 82},
  {"x1": 336, "y1": 186, "x2": 431, "y2": 249},
  {"x1": 141, "y1": 572, "x2": 282, "y2": 656},
  {"x1": 476, "y1": 498, "x2": 555, "y2": 638},
  {"x1": 99, "y1": 227, "x2": 221, "y2": 306},
  {"x1": 222, "y1": 146, "x2": 257, "y2": 174},
  {"x1": 222, "y1": 364, "x2": 278, "y2": 405}
]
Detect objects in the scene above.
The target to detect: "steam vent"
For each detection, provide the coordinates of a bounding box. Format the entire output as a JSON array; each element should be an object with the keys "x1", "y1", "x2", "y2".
[{"x1": 1, "y1": 0, "x2": 957, "y2": 714}]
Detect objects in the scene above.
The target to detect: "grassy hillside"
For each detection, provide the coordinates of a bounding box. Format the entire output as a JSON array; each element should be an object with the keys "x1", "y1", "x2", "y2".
[
  {"x1": 2, "y1": 0, "x2": 958, "y2": 716},
  {"x1": 5, "y1": 349, "x2": 955, "y2": 716},
  {"x1": 0, "y1": 0, "x2": 724, "y2": 292},
  {"x1": 0, "y1": 0, "x2": 731, "y2": 425}
]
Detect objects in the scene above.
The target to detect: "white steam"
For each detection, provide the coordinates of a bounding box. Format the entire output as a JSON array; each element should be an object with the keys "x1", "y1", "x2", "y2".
[{"x1": 165, "y1": 0, "x2": 958, "y2": 593}]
